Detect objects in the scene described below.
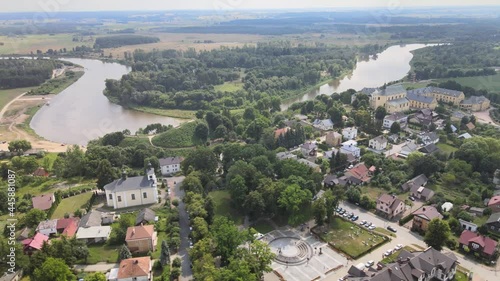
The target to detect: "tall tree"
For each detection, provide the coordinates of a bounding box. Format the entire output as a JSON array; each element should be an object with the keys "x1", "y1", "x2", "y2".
[
  {"x1": 160, "y1": 240, "x2": 170, "y2": 267},
  {"x1": 390, "y1": 122, "x2": 401, "y2": 134},
  {"x1": 96, "y1": 159, "x2": 115, "y2": 189},
  {"x1": 424, "y1": 218, "x2": 451, "y2": 251},
  {"x1": 119, "y1": 245, "x2": 132, "y2": 261},
  {"x1": 84, "y1": 272, "x2": 106, "y2": 281},
  {"x1": 7, "y1": 140, "x2": 32, "y2": 152},
  {"x1": 375, "y1": 106, "x2": 387, "y2": 120},
  {"x1": 211, "y1": 217, "x2": 243, "y2": 265},
  {"x1": 33, "y1": 257, "x2": 75, "y2": 281},
  {"x1": 312, "y1": 198, "x2": 327, "y2": 226},
  {"x1": 278, "y1": 184, "x2": 312, "y2": 225},
  {"x1": 194, "y1": 123, "x2": 209, "y2": 143}
]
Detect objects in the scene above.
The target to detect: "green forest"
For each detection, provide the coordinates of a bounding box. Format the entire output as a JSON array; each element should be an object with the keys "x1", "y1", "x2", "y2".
[
  {"x1": 104, "y1": 42, "x2": 357, "y2": 110},
  {"x1": 0, "y1": 59, "x2": 61, "y2": 89},
  {"x1": 93, "y1": 35, "x2": 160, "y2": 48}
]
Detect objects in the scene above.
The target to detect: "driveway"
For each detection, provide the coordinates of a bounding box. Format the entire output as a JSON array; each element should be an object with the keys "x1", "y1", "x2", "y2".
[
  {"x1": 74, "y1": 262, "x2": 118, "y2": 272},
  {"x1": 319, "y1": 201, "x2": 499, "y2": 281},
  {"x1": 168, "y1": 176, "x2": 193, "y2": 281},
  {"x1": 385, "y1": 141, "x2": 407, "y2": 157}
]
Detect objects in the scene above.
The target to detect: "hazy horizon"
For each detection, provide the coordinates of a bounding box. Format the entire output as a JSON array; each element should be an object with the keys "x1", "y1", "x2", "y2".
[{"x1": 2, "y1": 0, "x2": 500, "y2": 13}]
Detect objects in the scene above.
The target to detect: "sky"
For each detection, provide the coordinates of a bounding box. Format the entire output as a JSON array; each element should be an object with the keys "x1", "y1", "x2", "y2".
[{"x1": 2, "y1": 0, "x2": 499, "y2": 13}]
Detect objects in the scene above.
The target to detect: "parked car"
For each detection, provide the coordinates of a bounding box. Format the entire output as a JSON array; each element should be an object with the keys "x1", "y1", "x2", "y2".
[
  {"x1": 336, "y1": 207, "x2": 342, "y2": 213},
  {"x1": 384, "y1": 250, "x2": 392, "y2": 256},
  {"x1": 368, "y1": 225, "x2": 376, "y2": 230},
  {"x1": 365, "y1": 222, "x2": 372, "y2": 227},
  {"x1": 395, "y1": 244, "x2": 403, "y2": 250},
  {"x1": 365, "y1": 260, "x2": 374, "y2": 267},
  {"x1": 387, "y1": 226, "x2": 397, "y2": 233},
  {"x1": 351, "y1": 215, "x2": 359, "y2": 221},
  {"x1": 359, "y1": 220, "x2": 367, "y2": 226},
  {"x1": 409, "y1": 196, "x2": 416, "y2": 201}
]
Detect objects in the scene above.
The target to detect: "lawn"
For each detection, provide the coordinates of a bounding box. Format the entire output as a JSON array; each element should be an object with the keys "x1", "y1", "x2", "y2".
[
  {"x1": 380, "y1": 246, "x2": 417, "y2": 264},
  {"x1": 152, "y1": 121, "x2": 202, "y2": 148},
  {"x1": 83, "y1": 243, "x2": 120, "y2": 264},
  {"x1": 51, "y1": 192, "x2": 93, "y2": 219},
  {"x1": 132, "y1": 106, "x2": 195, "y2": 119},
  {"x1": 435, "y1": 73, "x2": 500, "y2": 92},
  {"x1": 151, "y1": 231, "x2": 168, "y2": 259},
  {"x1": 119, "y1": 136, "x2": 152, "y2": 147},
  {"x1": 214, "y1": 82, "x2": 244, "y2": 93},
  {"x1": 374, "y1": 227, "x2": 396, "y2": 238},
  {"x1": 0, "y1": 87, "x2": 36, "y2": 110},
  {"x1": 436, "y1": 143, "x2": 458, "y2": 155},
  {"x1": 318, "y1": 217, "x2": 388, "y2": 259},
  {"x1": 454, "y1": 271, "x2": 468, "y2": 281},
  {"x1": 0, "y1": 34, "x2": 93, "y2": 55},
  {"x1": 209, "y1": 190, "x2": 244, "y2": 225},
  {"x1": 37, "y1": 152, "x2": 58, "y2": 171},
  {"x1": 251, "y1": 220, "x2": 275, "y2": 234}
]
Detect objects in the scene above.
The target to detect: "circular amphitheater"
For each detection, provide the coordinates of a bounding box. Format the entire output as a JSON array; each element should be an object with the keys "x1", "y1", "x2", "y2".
[{"x1": 268, "y1": 237, "x2": 313, "y2": 265}]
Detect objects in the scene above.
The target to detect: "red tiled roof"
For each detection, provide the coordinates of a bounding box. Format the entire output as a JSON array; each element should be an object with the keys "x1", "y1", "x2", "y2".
[
  {"x1": 488, "y1": 196, "x2": 500, "y2": 206},
  {"x1": 33, "y1": 167, "x2": 49, "y2": 177},
  {"x1": 31, "y1": 194, "x2": 54, "y2": 211},
  {"x1": 117, "y1": 257, "x2": 151, "y2": 279},
  {"x1": 459, "y1": 230, "x2": 498, "y2": 256},
  {"x1": 57, "y1": 218, "x2": 79, "y2": 237},
  {"x1": 412, "y1": 206, "x2": 443, "y2": 221},
  {"x1": 21, "y1": 233, "x2": 49, "y2": 250},
  {"x1": 125, "y1": 225, "x2": 155, "y2": 241},
  {"x1": 274, "y1": 127, "x2": 290, "y2": 139},
  {"x1": 346, "y1": 163, "x2": 370, "y2": 182}
]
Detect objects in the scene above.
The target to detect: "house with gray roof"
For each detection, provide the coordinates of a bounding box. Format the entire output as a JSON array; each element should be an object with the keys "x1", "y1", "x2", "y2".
[
  {"x1": 407, "y1": 91, "x2": 438, "y2": 110},
  {"x1": 159, "y1": 156, "x2": 183, "y2": 176},
  {"x1": 402, "y1": 174, "x2": 428, "y2": 192},
  {"x1": 460, "y1": 95, "x2": 490, "y2": 112},
  {"x1": 369, "y1": 135, "x2": 388, "y2": 151},
  {"x1": 420, "y1": 132, "x2": 439, "y2": 145},
  {"x1": 104, "y1": 164, "x2": 159, "y2": 209},
  {"x1": 383, "y1": 112, "x2": 408, "y2": 129},
  {"x1": 346, "y1": 247, "x2": 458, "y2": 281},
  {"x1": 399, "y1": 142, "x2": 419, "y2": 158},
  {"x1": 409, "y1": 185, "x2": 435, "y2": 202},
  {"x1": 79, "y1": 210, "x2": 103, "y2": 228},
  {"x1": 486, "y1": 213, "x2": 500, "y2": 234},
  {"x1": 276, "y1": 151, "x2": 298, "y2": 161},
  {"x1": 136, "y1": 208, "x2": 157, "y2": 226},
  {"x1": 312, "y1": 119, "x2": 334, "y2": 131}
]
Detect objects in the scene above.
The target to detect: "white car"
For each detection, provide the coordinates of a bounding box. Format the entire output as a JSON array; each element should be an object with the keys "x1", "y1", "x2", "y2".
[
  {"x1": 365, "y1": 260, "x2": 374, "y2": 267},
  {"x1": 254, "y1": 233, "x2": 264, "y2": 240},
  {"x1": 395, "y1": 244, "x2": 403, "y2": 250},
  {"x1": 368, "y1": 225, "x2": 376, "y2": 230}
]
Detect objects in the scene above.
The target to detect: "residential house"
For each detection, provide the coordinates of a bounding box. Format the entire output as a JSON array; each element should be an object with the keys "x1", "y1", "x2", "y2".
[
  {"x1": 76, "y1": 226, "x2": 111, "y2": 243},
  {"x1": 31, "y1": 193, "x2": 55, "y2": 211},
  {"x1": 419, "y1": 143, "x2": 440, "y2": 155},
  {"x1": 460, "y1": 96, "x2": 490, "y2": 112},
  {"x1": 32, "y1": 167, "x2": 49, "y2": 177},
  {"x1": 412, "y1": 206, "x2": 443, "y2": 232},
  {"x1": 459, "y1": 219, "x2": 478, "y2": 232},
  {"x1": 420, "y1": 132, "x2": 439, "y2": 145},
  {"x1": 450, "y1": 111, "x2": 469, "y2": 123},
  {"x1": 406, "y1": 90, "x2": 438, "y2": 110},
  {"x1": 409, "y1": 185, "x2": 435, "y2": 201},
  {"x1": 383, "y1": 112, "x2": 408, "y2": 129},
  {"x1": 301, "y1": 142, "x2": 318, "y2": 157},
  {"x1": 104, "y1": 165, "x2": 159, "y2": 209},
  {"x1": 274, "y1": 127, "x2": 290, "y2": 139},
  {"x1": 458, "y1": 133, "x2": 472, "y2": 139},
  {"x1": 56, "y1": 217, "x2": 79, "y2": 238},
  {"x1": 346, "y1": 247, "x2": 458, "y2": 281},
  {"x1": 399, "y1": 142, "x2": 419, "y2": 158},
  {"x1": 486, "y1": 213, "x2": 500, "y2": 234},
  {"x1": 340, "y1": 140, "x2": 361, "y2": 158},
  {"x1": 488, "y1": 196, "x2": 500, "y2": 213},
  {"x1": 402, "y1": 174, "x2": 428, "y2": 192},
  {"x1": 17, "y1": 227, "x2": 31, "y2": 241},
  {"x1": 363, "y1": 84, "x2": 409, "y2": 112},
  {"x1": 114, "y1": 257, "x2": 152, "y2": 281},
  {"x1": 125, "y1": 225, "x2": 157, "y2": 253},
  {"x1": 464, "y1": 122, "x2": 476, "y2": 131},
  {"x1": 322, "y1": 148, "x2": 338, "y2": 160},
  {"x1": 323, "y1": 174, "x2": 350, "y2": 188},
  {"x1": 342, "y1": 127, "x2": 358, "y2": 140},
  {"x1": 101, "y1": 212, "x2": 120, "y2": 225},
  {"x1": 21, "y1": 233, "x2": 49, "y2": 255},
  {"x1": 342, "y1": 152, "x2": 358, "y2": 165},
  {"x1": 159, "y1": 157, "x2": 183, "y2": 176},
  {"x1": 136, "y1": 208, "x2": 156, "y2": 226},
  {"x1": 325, "y1": 131, "x2": 342, "y2": 147},
  {"x1": 369, "y1": 135, "x2": 388, "y2": 151},
  {"x1": 388, "y1": 134, "x2": 399, "y2": 143},
  {"x1": 410, "y1": 109, "x2": 438, "y2": 128},
  {"x1": 312, "y1": 119, "x2": 334, "y2": 131},
  {"x1": 442, "y1": 202, "x2": 454, "y2": 212},
  {"x1": 345, "y1": 163, "x2": 372, "y2": 184},
  {"x1": 35, "y1": 219, "x2": 58, "y2": 236},
  {"x1": 276, "y1": 151, "x2": 298, "y2": 161},
  {"x1": 469, "y1": 207, "x2": 485, "y2": 216},
  {"x1": 376, "y1": 194, "x2": 405, "y2": 219},
  {"x1": 459, "y1": 230, "x2": 498, "y2": 260},
  {"x1": 79, "y1": 210, "x2": 103, "y2": 228},
  {"x1": 297, "y1": 159, "x2": 321, "y2": 173}
]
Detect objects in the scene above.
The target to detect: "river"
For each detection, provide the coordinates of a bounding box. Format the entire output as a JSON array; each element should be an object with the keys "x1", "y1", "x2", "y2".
[
  {"x1": 281, "y1": 44, "x2": 434, "y2": 110},
  {"x1": 30, "y1": 58, "x2": 184, "y2": 145}
]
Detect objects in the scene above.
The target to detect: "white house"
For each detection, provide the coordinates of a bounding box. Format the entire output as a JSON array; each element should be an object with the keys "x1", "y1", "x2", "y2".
[
  {"x1": 36, "y1": 219, "x2": 58, "y2": 236},
  {"x1": 340, "y1": 143, "x2": 361, "y2": 158},
  {"x1": 104, "y1": 164, "x2": 158, "y2": 209},
  {"x1": 312, "y1": 119, "x2": 334, "y2": 131},
  {"x1": 75, "y1": 226, "x2": 111, "y2": 243},
  {"x1": 159, "y1": 157, "x2": 183, "y2": 176},
  {"x1": 369, "y1": 135, "x2": 388, "y2": 151},
  {"x1": 383, "y1": 112, "x2": 408, "y2": 129},
  {"x1": 420, "y1": 132, "x2": 439, "y2": 145},
  {"x1": 342, "y1": 127, "x2": 358, "y2": 140}
]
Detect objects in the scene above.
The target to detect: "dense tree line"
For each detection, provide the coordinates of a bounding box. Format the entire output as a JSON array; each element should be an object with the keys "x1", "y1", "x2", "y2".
[
  {"x1": 93, "y1": 35, "x2": 160, "y2": 48},
  {"x1": 0, "y1": 59, "x2": 60, "y2": 89},
  {"x1": 104, "y1": 42, "x2": 356, "y2": 110},
  {"x1": 410, "y1": 43, "x2": 499, "y2": 80}
]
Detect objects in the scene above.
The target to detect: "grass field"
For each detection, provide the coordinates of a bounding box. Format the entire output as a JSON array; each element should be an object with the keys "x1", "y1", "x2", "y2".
[
  {"x1": 436, "y1": 143, "x2": 458, "y2": 155},
  {"x1": 131, "y1": 106, "x2": 195, "y2": 119},
  {"x1": 83, "y1": 243, "x2": 120, "y2": 264},
  {"x1": 119, "y1": 136, "x2": 152, "y2": 147},
  {"x1": 29, "y1": 71, "x2": 84, "y2": 95},
  {"x1": 0, "y1": 34, "x2": 94, "y2": 55},
  {"x1": 209, "y1": 190, "x2": 244, "y2": 225},
  {"x1": 380, "y1": 245, "x2": 416, "y2": 264},
  {"x1": 214, "y1": 82, "x2": 244, "y2": 93},
  {"x1": 151, "y1": 231, "x2": 168, "y2": 259},
  {"x1": 37, "y1": 152, "x2": 58, "y2": 171},
  {"x1": 251, "y1": 220, "x2": 275, "y2": 234},
  {"x1": 454, "y1": 271, "x2": 468, "y2": 281},
  {"x1": 51, "y1": 192, "x2": 93, "y2": 219},
  {"x1": 0, "y1": 87, "x2": 36, "y2": 110},
  {"x1": 152, "y1": 121, "x2": 201, "y2": 148},
  {"x1": 435, "y1": 73, "x2": 500, "y2": 92},
  {"x1": 319, "y1": 217, "x2": 387, "y2": 258}
]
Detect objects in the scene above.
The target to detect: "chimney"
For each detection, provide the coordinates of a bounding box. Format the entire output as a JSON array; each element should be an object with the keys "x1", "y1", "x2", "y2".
[
  {"x1": 132, "y1": 227, "x2": 135, "y2": 236},
  {"x1": 423, "y1": 207, "x2": 426, "y2": 211},
  {"x1": 121, "y1": 170, "x2": 127, "y2": 180},
  {"x1": 133, "y1": 260, "x2": 139, "y2": 264}
]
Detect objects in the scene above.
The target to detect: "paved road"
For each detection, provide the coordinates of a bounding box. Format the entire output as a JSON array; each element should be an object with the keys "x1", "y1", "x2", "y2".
[
  {"x1": 322, "y1": 201, "x2": 499, "y2": 281},
  {"x1": 168, "y1": 176, "x2": 193, "y2": 281}
]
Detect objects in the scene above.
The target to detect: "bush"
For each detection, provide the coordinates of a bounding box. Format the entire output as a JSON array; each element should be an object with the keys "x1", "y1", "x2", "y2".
[
  {"x1": 399, "y1": 214, "x2": 414, "y2": 226},
  {"x1": 446, "y1": 239, "x2": 458, "y2": 250},
  {"x1": 172, "y1": 199, "x2": 179, "y2": 207},
  {"x1": 172, "y1": 257, "x2": 181, "y2": 268}
]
